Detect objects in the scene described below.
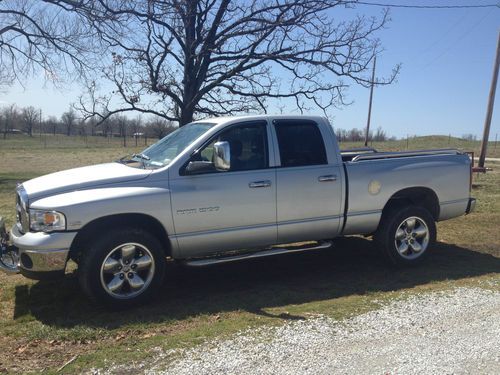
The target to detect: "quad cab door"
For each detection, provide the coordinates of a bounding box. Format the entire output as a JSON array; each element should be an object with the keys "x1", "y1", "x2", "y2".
[
  {"x1": 169, "y1": 120, "x2": 277, "y2": 258},
  {"x1": 272, "y1": 119, "x2": 343, "y2": 243}
]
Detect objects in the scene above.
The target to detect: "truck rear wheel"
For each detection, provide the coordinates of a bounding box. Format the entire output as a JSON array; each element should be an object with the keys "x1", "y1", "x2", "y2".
[
  {"x1": 374, "y1": 205, "x2": 436, "y2": 266},
  {"x1": 78, "y1": 228, "x2": 166, "y2": 307}
]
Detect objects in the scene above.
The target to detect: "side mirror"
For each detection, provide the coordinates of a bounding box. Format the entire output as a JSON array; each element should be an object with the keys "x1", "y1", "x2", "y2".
[
  {"x1": 185, "y1": 161, "x2": 215, "y2": 174},
  {"x1": 213, "y1": 141, "x2": 230, "y2": 171}
]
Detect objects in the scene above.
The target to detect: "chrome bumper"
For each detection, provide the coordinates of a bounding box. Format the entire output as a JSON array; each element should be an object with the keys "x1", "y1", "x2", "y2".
[
  {"x1": 0, "y1": 217, "x2": 19, "y2": 274},
  {"x1": 0, "y1": 218, "x2": 76, "y2": 279}
]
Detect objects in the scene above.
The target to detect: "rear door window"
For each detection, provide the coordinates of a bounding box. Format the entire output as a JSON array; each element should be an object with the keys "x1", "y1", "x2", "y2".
[{"x1": 274, "y1": 121, "x2": 327, "y2": 167}]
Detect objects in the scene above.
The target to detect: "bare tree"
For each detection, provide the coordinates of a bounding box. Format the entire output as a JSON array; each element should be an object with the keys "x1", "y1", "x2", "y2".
[
  {"x1": 1, "y1": 104, "x2": 18, "y2": 139},
  {"x1": 21, "y1": 106, "x2": 39, "y2": 136},
  {"x1": 0, "y1": 0, "x2": 101, "y2": 89},
  {"x1": 130, "y1": 115, "x2": 143, "y2": 146},
  {"x1": 102, "y1": 117, "x2": 114, "y2": 137},
  {"x1": 348, "y1": 128, "x2": 363, "y2": 142},
  {"x1": 373, "y1": 126, "x2": 387, "y2": 142},
  {"x1": 45, "y1": 115, "x2": 59, "y2": 135},
  {"x1": 115, "y1": 114, "x2": 129, "y2": 146},
  {"x1": 61, "y1": 108, "x2": 77, "y2": 136},
  {"x1": 146, "y1": 118, "x2": 175, "y2": 139},
  {"x1": 76, "y1": 0, "x2": 399, "y2": 126},
  {"x1": 130, "y1": 115, "x2": 143, "y2": 135}
]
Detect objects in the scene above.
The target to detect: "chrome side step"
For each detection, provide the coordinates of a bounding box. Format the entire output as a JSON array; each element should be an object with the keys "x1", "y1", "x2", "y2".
[{"x1": 183, "y1": 241, "x2": 333, "y2": 267}]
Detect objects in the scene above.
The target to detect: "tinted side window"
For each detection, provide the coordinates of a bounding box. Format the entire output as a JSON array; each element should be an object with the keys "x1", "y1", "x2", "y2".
[
  {"x1": 196, "y1": 122, "x2": 268, "y2": 172},
  {"x1": 274, "y1": 121, "x2": 327, "y2": 167}
]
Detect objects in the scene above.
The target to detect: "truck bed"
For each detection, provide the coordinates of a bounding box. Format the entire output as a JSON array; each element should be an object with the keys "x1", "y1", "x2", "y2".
[{"x1": 341, "y1": 149, "x2": 471, "y2": 235}]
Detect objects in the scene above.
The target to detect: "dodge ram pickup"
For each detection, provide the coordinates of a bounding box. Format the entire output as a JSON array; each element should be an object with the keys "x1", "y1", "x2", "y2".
[{"x1": 0, "y1": 115, "x2": 476, "y2": 306}]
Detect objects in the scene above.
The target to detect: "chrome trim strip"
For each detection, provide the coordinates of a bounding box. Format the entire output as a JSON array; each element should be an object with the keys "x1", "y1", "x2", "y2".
[{"x1": 351, "y1": 149, "x2": 461, "y2": 162}]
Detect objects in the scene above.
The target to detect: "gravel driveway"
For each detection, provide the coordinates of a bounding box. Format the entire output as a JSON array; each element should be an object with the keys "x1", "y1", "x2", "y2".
[{"x1": 136, "y1": 287, "x2": 500, "y2": 375}]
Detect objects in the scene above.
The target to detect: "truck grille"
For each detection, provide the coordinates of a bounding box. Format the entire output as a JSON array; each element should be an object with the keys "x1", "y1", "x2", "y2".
[{"x1": 16, "y1": 187, "x2": 29, "y2": 233}]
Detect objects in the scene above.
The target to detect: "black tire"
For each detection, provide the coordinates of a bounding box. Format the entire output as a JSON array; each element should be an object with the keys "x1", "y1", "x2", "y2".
[
  {"x1": 78, "y1": 227, "x2": 166, "y2": 307},
  {"x1": 374, "y1": 205, "x2": 436, "y2": 266}
]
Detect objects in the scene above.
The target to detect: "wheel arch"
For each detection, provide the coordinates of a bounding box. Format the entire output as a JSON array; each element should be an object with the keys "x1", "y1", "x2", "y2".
[
  {"x1": 69, "y1": 213, "x2": 172, "y2": 262},
  {"x1": 382, "y1": 187, "x2": 440, "y2": 221}
]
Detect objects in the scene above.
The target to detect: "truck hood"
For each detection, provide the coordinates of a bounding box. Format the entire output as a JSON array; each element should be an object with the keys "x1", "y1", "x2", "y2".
[{"x1": 22, "y1": 163, "x2": 152, "y2": 201}]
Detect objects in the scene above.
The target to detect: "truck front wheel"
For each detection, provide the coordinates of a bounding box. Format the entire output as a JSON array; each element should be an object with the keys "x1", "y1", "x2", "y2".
[
  {"x1": 374, "y1": 205, "x2": 436, "y2": 266},
  {"x1": 78, "y1": 228, "x2": 166, "y2": 307}
]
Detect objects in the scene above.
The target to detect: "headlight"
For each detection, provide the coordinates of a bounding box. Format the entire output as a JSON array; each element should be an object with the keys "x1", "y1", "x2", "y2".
[{"x1": 29, "y1": 209, "x2": 66, "y2": 232}]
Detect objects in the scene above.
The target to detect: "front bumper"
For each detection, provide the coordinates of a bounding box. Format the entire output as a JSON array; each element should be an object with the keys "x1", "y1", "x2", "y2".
[
  {"x1": 0, "y1": 217, "x2": 19, "y2": 274},
  {"x1": 0, "y1": 218, "x2": 77, "y2": 279}
]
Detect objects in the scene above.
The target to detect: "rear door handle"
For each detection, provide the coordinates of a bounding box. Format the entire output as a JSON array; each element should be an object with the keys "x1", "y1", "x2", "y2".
[
  {"x1": 249, "y1": 180, "x2": 272, "y2": 188},
  {"x1": 318, "y1": 175, "x2": 337, "y2": 182}
]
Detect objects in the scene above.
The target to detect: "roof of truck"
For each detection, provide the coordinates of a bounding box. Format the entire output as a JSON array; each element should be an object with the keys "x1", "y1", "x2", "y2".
[{"x1": 193, "y1": 114, "x2": 327, "y2": 125}]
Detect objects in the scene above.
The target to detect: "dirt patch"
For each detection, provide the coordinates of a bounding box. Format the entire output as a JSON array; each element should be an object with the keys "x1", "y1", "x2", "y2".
[{"x1": 1, "y1": 336, "x2": 95, "y2": 373}]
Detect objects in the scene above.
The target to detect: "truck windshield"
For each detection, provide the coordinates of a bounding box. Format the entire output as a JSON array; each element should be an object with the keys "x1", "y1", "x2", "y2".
[{"x1": 121, "y1": 122, "x2": 215, "y2": 169}]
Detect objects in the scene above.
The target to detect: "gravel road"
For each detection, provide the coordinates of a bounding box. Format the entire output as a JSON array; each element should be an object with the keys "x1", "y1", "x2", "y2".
[{"x1": 138, "y1": 287, "x2": 500, "y2": 375}]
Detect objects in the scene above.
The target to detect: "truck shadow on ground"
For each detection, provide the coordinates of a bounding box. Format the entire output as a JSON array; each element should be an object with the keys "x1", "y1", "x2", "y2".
[{"x1": 13, "y1": 237, "x2": 500, "y2": 328}]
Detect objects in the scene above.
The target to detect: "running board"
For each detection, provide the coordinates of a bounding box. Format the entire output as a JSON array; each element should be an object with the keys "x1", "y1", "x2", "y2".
[{"x1": 183, "y1": 241, "x2": 333, "y2": 267}]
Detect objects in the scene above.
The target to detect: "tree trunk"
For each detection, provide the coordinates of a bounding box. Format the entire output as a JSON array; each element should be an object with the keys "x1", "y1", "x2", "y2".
[
  {"x1": 179, "y1": 1, "x2": 197, "y2": 128},
  {"x1": 179, "y1": 106, "x2": 194, "y2": 126}
]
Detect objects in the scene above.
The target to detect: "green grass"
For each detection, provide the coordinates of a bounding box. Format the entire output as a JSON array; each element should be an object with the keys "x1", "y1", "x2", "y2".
[{"x1": 0, "y1": 134, "x2": 499, "y2": 373}]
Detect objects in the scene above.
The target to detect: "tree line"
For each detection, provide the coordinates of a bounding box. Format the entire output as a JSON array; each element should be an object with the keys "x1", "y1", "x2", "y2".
[
  {"x1": 336, "y1": 127, "x2": 394, "y2": 143},
  {"x1": 1, "y1": 103, "x2": 398, "y2": 143},
  {"x1": 0, "y1": 104, "x2": 175, "y2": 140}
]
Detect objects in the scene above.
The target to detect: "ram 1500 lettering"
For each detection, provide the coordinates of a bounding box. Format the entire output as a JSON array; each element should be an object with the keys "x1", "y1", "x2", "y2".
[{"x1": 0, "y1": 115, "x2": 476, "y2": 306}]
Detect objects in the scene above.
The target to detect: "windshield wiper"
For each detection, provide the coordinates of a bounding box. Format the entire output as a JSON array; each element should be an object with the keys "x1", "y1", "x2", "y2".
[
  {"x1": 132, "y1": 153, "x2": 150, "y2": 161},
  {"x1": 117, "y1": 153, "x2": 151, "y2": 169},
  {"x1": 132, "y1": 153, "x2": 150, "y2": 169}
]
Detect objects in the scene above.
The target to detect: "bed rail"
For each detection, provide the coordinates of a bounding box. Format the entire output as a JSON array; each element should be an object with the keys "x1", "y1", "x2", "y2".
[{"x1": 350, "y1": 148, "x2": 462, "y2": 162}]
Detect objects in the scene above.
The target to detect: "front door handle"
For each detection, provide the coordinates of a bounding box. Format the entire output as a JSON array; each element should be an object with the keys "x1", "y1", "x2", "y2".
[
  {"x1": 318, "y1": 175, "x2": 337, "y2": 182},
  {"x1": 249, "y1": 180, "x2": 272, "y2": 188}
]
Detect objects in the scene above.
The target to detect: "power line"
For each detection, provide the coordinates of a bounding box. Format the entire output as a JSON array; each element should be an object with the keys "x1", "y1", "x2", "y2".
[{"x1": 344, "y1": 1, "x2": 500, "y2": 9}]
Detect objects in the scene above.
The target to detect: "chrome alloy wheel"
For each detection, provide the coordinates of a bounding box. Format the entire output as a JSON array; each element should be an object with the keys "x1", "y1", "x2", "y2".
[
  {"x1": 394, "y1": 216, "x2": 430, "y2": 260},
  {"x1": 99, "y1": 243, "x2": 155, "y2": 299}
]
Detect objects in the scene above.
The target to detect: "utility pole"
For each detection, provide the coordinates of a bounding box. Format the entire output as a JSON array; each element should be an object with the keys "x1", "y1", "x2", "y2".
[
  {"x1": 478, "y1": 31, "x2": 500, "y2": 168},
  {"x1": 364, "y1": 56, "x2": 377, "y2": 146},
  {"x1": 39, "y1": 108, "x2": 42, "y2": 141}
]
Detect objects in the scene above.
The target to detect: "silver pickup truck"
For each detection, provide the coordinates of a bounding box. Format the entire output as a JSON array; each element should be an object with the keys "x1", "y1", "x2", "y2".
[{"x1": 0, "y1": 115, "x2": 475, "y2": 306}]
